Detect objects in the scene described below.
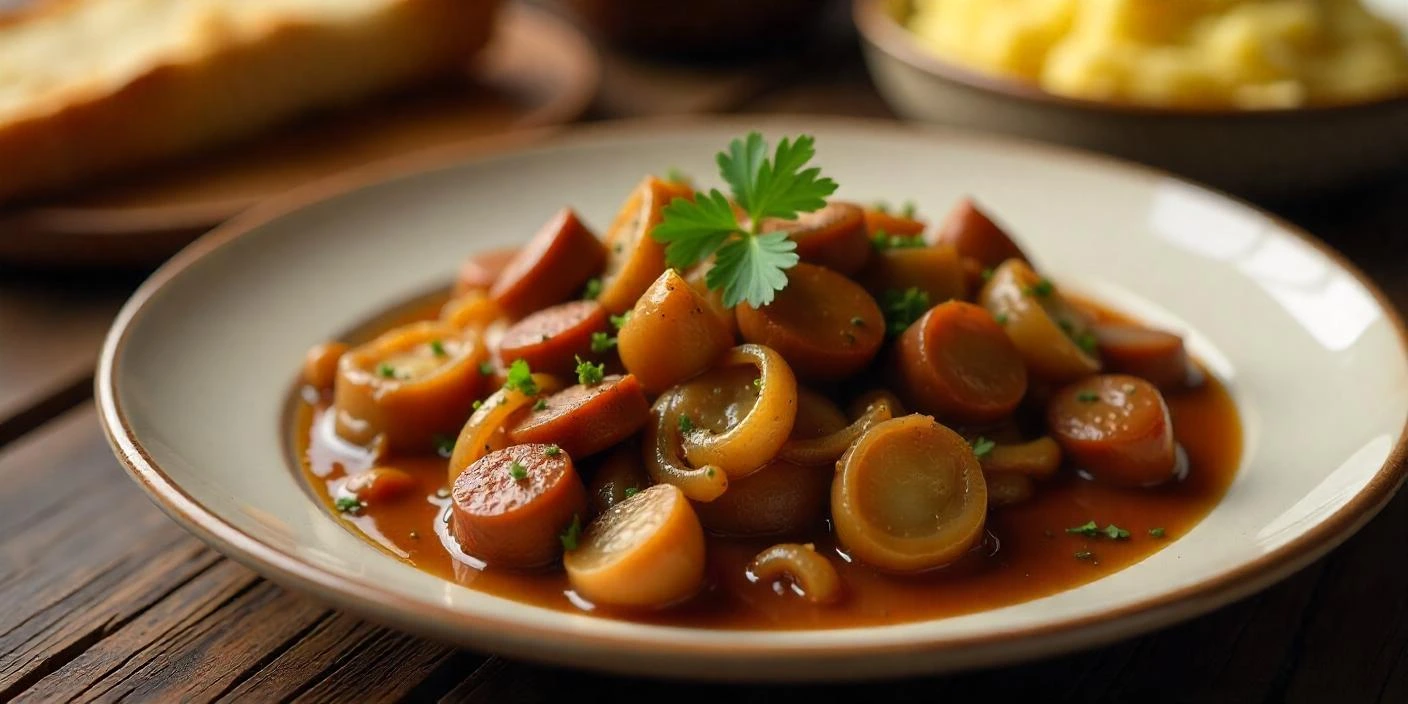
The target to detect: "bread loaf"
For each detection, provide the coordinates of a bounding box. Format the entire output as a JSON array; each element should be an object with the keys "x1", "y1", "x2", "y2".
[{"x1": 0, "y1": 0, "x2": 502, "y2": 204}]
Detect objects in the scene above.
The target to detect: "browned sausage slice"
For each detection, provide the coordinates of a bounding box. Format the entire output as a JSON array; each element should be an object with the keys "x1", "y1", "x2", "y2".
[
  {"x1": 1092, "y1": 323, "x2": 1195, "y2": 390},
  {"x1": 932, "y1": 198, "x2": 1030, "y2": 270},
  {"x1": 758, "y1": 201, "x2": 871, "y2": 276},
  {"x1": 497, "y1": 300, "x2": 609, "y2": 377},
  {"x1": 507, "y1": 374, "x2": 650, "y2": 458},
  {"x1": 736, "y1": 263, "x2": 884, "y2": 381},
  {"x1": 863, "y1": 207, "x2": 926, "y2": 238},
  {"x1": 894, "y1": 300, "x2": 1027, "y2": 424},
  {"x1": 454, "y1": 246, "x2": 518, "y2": 296},
  {"x1": 451, "y1": 443, "x2": 588, "y2": 569},
  {"x1": 491, "y1": 209, "x2": 607, "y2": 319},
  {"x1": 1047, "y1": 374, "x2": 1177, "y2": 487}
]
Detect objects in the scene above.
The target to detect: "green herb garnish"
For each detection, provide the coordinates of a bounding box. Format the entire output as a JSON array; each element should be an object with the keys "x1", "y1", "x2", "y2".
[
  {"x1": 377, "y1": 363, "x2": 396, "y2": 379},
  {"x1": 610, "y1": 312, "x2": 632, "y2": 330},
  {"x1": 533, "y1": 398, "x2": 549, "y2": 412},
  {"x1": 1149, "y1": 527, "x2": 1166, "y2": 538},
  {"x1": 335, "y1": 496, "x2": 364, "y2": 514},
  {"x1": 544, "y1": 444, "x2": 561, "y2": 457},
  {"x1": 1066, "y1": 521, "x2": 1100, "y2": 537},
  {"x1": 971, "y1": 436, "x2": 996, "y2": 459},
  {"x1": 652, "y1": 133, "x2": 837, "y2": 308},
  {"x1": 508, "y1": 461, "x2": 528, "y2": 481},
  {"x1": 995, "y1": 313, "x2": 1009, "y2": 325},
  {"x1": 471, "y1": 400, "x2": 483, "y2": 411},
  {"x1": 678, "y1": 414, "x2": 696, "y2": 433},
  {"x1": 1076, "y1": 332, "x2": 1099, "y2": 355},
  {"x1": 478, "y1": 361, "x2": 495, "y2": 376},
  {"x1": 582, "y1": 278, "x2": 602, "y2": 301},
  {"x1": 1074, "y1": 550, "x2": 1094, "y2": 561},
  {"x1": 870, "y1": 230, "x2": 926, "y2": 251},
  {"x1": 623, "y1": 487, "x2": 639, "y2": 498},
  {"x1": 429, "y1": 339, "x2": 447, "y2": 357},
  {"x1": 1076, "y1": 390, "x2": 1099, "y2": 403},
  {"x1": 981, "y1": 268, "x2": 994, "y2": 282},
  {"x1": 1026, "y1": 279, "x2": 1055, "y2": 298},
  {"x1": 881, "y1": 287, "x2": 931, "y2": 337},
  {"x1": 590, "y1": 331, "x2": 617, "y2": 353},
  {"x1": 504, "y1": 359, "x2": 538, "y2": 395},
  {"x1": 1103, "y1": 524, "x2": 1131, "y2": 540},
  {"x1": 559, "y1": 514, "x2": 582, "y2": 551},
  {"x1": 575, "y1": 356, "x2": 605, "y2": 385}
]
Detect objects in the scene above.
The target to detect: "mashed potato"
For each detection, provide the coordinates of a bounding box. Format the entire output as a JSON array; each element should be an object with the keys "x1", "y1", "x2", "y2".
[{"x1": 904, "y1": 0, "x2": 1408, "y2": 109}]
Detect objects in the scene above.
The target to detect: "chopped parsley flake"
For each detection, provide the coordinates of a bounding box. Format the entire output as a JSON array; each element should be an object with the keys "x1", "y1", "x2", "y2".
[
  {"x1": 1076, "y1": 390, "x2": 1099, "y2": 403},
  {"x1": 478, "y1": 361, "x2": 495, "y2": 376},
  {"x1": 981, "y1": 268, "x2": 994, "y2": 282},
  {"x1": 429, "y1": 339, "x2": 447, "y2": 357},
  {"x1": 544, "y1": 445, "x2": 562, "y2": 457},
  {"x1": 871, "y1": 231, "x2": 926, "y2": 251},
  {"x1": 1066, "y1": 520, "x2": 1100, "y2": 537},
  {"x1": 533, "y1": 398, "x2": 549, "y2": 412},
  {"x1": 335, "y1": 496, "x2": 364, "y2": 514},
  {"x1": 678, "y1": 414, "x2": 696, "y2": 433},
  {"x1": 582, "y1": 277, "x2": 602, "y2": 301},
  {"x1": 1076, "y1": 332, "x2": 1099, "y2": 355},
  {"x1": 376, "y1": 363, "x2": 396, "y2": 379},
  {"x1": 995, "y1": 313, "x2": 1009, "y2": 326},
  {"x1": 881, "y1": 287, "x2": 931, "y2": 337},
  {"x1": 623, "y1": 487, "x2": 639, "y2": 498},
  {"x1": 1074, "y1": 550, "x2": 1094, "y2": 560},
  {"x1": 1149, "y1": 527, "x2": 1166, "y2": 538},
  {"x1": 1104, "y1": 524, "x2": 1131, "y2": 540},
  {"x1": 753, "y1": 377, "x2": 762, "y2": 389},
  {"x1": 504, "y1": 359, "x2": 539, "y2": 395},
  {"x1": 900, "y1": 200, "x2": 917, "y2": 219},
  {"x1": 971, "y1": 436, "x2": 996, "y2": 458},
  {"x1": 610, "y1": 312, "x2": 632, "y2": 330},
  {"x1": 508, "y1": 461, "x2": 528, "y2": 480},
  {"x1": 471, "y1": 400, "x2": 483, "y2": 411},
  {"x1": 1026, "y1": 279, "x2": 1055, "y2": 298},
  {"x1": 575, "y1": 356, "x2": 605, "y2": 385},
  {"x1": 590, "y1": 331, "x2": 617, "y2": 353},
  {"x1": 559, "y1": 514, "x2": 582, "y2": 551}
]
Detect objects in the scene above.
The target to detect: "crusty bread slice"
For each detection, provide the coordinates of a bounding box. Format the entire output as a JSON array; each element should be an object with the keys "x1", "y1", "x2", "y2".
[{"x1": 0, "y1": 0, "x2": 502, "y2": 204}]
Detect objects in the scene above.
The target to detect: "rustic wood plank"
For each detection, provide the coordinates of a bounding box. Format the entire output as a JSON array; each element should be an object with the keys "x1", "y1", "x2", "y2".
[{"x1": 0, "y1": 267, "x2": 139, "y2": 446}]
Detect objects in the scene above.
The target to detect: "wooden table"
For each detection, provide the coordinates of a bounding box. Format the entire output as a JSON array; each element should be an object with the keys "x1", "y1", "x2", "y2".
[{"x1": 3, "y1": 14, "x2": 1407, "y2": 703}]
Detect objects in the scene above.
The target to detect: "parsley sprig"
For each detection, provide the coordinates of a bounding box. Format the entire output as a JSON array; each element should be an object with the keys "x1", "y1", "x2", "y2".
[{"x1": 652, "y1": 133, "x2": 838, "y2": 308}]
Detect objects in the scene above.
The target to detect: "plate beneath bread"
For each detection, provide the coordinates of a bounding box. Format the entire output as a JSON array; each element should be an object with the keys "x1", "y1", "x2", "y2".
[{"x1": 0, "y1": 3, "x2": 598, "y2": 268}]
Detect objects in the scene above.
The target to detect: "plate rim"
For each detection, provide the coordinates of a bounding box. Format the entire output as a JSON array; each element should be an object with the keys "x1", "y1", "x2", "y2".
[{"x1": 94, "y1": 115, "x2": 1408, "y2": 680}]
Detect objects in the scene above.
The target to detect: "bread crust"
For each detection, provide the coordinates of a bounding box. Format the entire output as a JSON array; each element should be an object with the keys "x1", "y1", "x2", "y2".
[{"x1": 0, "y1": 0, "x2": 502, "y2": 204}]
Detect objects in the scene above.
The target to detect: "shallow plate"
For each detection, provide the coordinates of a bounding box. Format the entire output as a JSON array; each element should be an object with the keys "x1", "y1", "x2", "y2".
[
  {"x1": 0, "y1": 3, "x2": 598, "y2": 268},
  {"x1": 97, "y1": 117, "x2": 1408, "y2": 681}
]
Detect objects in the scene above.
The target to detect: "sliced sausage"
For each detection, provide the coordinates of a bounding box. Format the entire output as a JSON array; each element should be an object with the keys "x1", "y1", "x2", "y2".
[
  {"x1": 893, "y1": 301, "x2": 1028, "y2": 425},
  {"x1": 564, "y1": 484, "x2": 706, "y2": 608},
  {"x1": 857, "y1": 243, "x2": 968, "y2": 307},
  {"x1": 932, "y1": 197, "x2": 1030, "y2": 270},
  {"x1": 497, "y1": 300, "x2": 610, "y2": 378},
  {"x1": 451, "y1": 443, "x2": 589, "y2": 569},
  {"x1": 1093, "y1": 322, "x2": 1194, "y2": 390},
  {"x1": 737, "y1": 263, "x2": 885, "y2": 381},
  {"x1": 597, "y1": 176, "x2": 694, "y2": 314},
  {"x1": 617, "y1": 269, "x2": 734, "y2": 394},
  {"x1": 1047, "y1": 374, "x2": 1177, "y2": 487},
  {"x1": 454, "y1": 246, "x2": 518, "y2": 296},
  {"x1": 758, "y1": 201, "x2": 871, "y2": 276},
  {"x1": 507, "y1": 374, "x2": 650, "y2": 459},
  {"x1": 491, "y1": 209, "x2": 607, "y2": 319}
]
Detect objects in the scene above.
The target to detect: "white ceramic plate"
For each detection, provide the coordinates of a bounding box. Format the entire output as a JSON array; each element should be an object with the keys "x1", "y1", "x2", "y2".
[{"x1": 97, "y1": 117, "x2": 1408, "y2": 681}]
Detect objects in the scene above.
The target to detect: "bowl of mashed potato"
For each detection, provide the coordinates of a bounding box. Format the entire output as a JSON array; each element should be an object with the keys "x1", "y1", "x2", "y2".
[{"x1": 855, "y1": 0, "x2": 1408, "y2": 196}]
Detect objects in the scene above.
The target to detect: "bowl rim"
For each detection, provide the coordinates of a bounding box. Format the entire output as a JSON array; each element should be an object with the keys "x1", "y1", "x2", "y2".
[
  {"x1": 95, "y1": 114, "x2": 1408, "y2": 679},
  {"x1": 853, "y1": 0, "x2": 1408, "y2": 120}
]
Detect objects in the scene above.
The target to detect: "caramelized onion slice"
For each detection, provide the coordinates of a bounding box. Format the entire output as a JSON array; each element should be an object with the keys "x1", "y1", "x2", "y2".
[
  {"x1": 564, "y1": 484, "x2": 706, "y2": 609},
  {"x1": 447, "y1": 373, "x2": 562, "y2": 483},
  {"x1": 642, "y1": 394, "x2": 728, "y2": 502},
  {"x1": 677, "y1": 344, "x2": 798, "y2": 477},
  {"x1": 832, "y1": 414, "x2": 988, "y2": 573},
  {"x1": 748, "y1": 543, "x2": 842, "y2": 605},
  {"x1": 979, "y1": 259, "x2": 1100, "y2": 383},
  {"x1": 778, "y1": 391, "x2": 901, "y2": 466}
]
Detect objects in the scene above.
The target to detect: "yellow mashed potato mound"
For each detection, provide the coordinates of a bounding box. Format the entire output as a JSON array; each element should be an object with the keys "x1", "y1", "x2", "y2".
[{"x1": 905, "y1": 0, "x2": 1408, "y2": 109}]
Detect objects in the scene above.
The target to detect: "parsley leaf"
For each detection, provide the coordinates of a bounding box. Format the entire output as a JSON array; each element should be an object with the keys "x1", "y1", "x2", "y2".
[
  {"x1": 590, "y1": 331, "x2": 616, "y2": 353},
  {"x1": 575, "y1": 356, "x2": 605, "y2": 386},
  {"x1": 582, "y1": 277, "x2": 602, "y2": 301},
  {"x1": 429, "y1": 339, "x2": 446, "y2": 357},
  {"x1": 1103, "y1": 524, "x2": 1131, "y2": 540},
  {"x1": 881, "y1": 287, "x2": 931, "y2": 337},
  {"x1": 559, "y1": 514, "x2": 582, "y2": 551},
  {"x1": 971, "y1": 436, "x2": 996, "y2": 458},
  {"x1": 652, "y1": 132, "x2": 837, "y2": 308},
  {"x1": 1076, "y1": 390, "x2": 1099, "y2": 403},
  {"x1": 335, "y1": 496, "x2": 364, "y2": 514},
  {"x1": 508, "y1": 461, "x2": 528, "y2": 481},
  {"x1": 610, "y1": 312, "x2": 632, "y2": 330},
  {"x1": 544, "y1": 444, "x2": 562, "y2": 457},
  {"x1": 503, "y1": 359, "x2": 538, "y2": 396},
  {"x1": 623, "y1": 487, "x2": 639, "y2": 498},
  {"x1": 707, "y1": 231, "x2": 798, "y2": 309},
  {"x1": 432, "y1": 434, "x2": 455, "y2": 458},
  {"x1": 1066, "y1": 521, "x2": 1099, "y2": 537},
  {"x1": 678, "y1": 414, "x2": 696, "y2": 433},
  {"x1": 1149, "y1": 527, "x2": 1166, "y2": 538}
]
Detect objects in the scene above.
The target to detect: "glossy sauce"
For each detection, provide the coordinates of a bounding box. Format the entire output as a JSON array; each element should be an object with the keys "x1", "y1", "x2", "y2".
[{"x1": 292, "y1": 293, "x2": 1242, "y2": 630}]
